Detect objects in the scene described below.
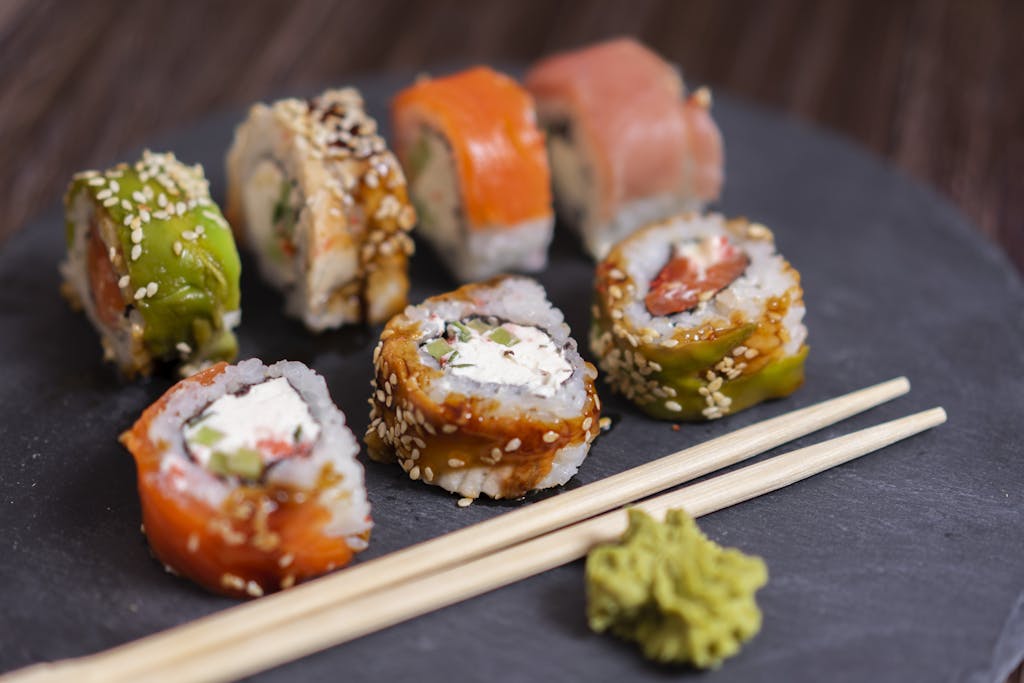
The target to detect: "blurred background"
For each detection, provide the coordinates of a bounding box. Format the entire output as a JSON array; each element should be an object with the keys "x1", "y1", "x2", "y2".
[{"x1": 1, "y1": 0, "x2": 1020, "y2": 272}]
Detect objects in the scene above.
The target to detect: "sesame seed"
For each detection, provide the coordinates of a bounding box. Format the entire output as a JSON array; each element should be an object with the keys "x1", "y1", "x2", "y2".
[
  {"x1": 175, "y1": 342, "x2": 192, "y2": 354},
  {"x1": 457, "y1": 497, "x2": 473, "y2": 508},
  {"x1": 176, "y1": 202, "x2": 187, "y2": 215},
  {"x1": 146, "y1": 282, "x2": 158, "y2": 296},
  {"x1": 490, "y1": 448, "x2": 502, "y2": 462},
  {"x1": 87, "y1": 177, "x2": 106, "y2": 186},
  {"x1": 134, "y1": 287, "x2": 147, "y2": 300},
  {"x1": 409, "y1": 466, "x2": 421, "y2": 480},
  {"x1": 132, "y1": 191, "x2": 146, "y2": 203},
  {"x1": 173, "y1": 241, "x2": 183, "y2": 256},
  {"x1": 102, "y1": 197, "x2": 118, "y2": 207},
  {"x1": 121, "y1": 199, "x2": 132, "y2": 211},
  {"x1": 245, "y1": 581, "x2": 264, "y2": 598},
  {"x1": 582, "y1": 417, "x2": 593, "y2": 431},
  {"x1": 505, "y1": 438, "x2": 521, "y2": 452},
  {"x1": 220, "y1": 573, "x2": 245, "y2": 591},
  {"x1": 280, "y1": 575, "x2": 296, "y2": 590},
  {"x1": 187, "y1": 533, "x2": 199, "y2": 553},
  {"x1": 131, "y1": 245, "x2": 142, "y2": 260},
  {"x1": 442, "y1": 424, "x2": 458, "y2": 434},
  {"x1": 423, "y1": 467, "x2": 434, "y2": 482},
  {"x1": 118, "y1": 275, "x2": 130, "y2": 289},
  {"x1": 665, "y1": 400, "x2": 683, "y2": 412},
  {"x1": 131, "y1": 228, "x2": 143, "y2": 244},
  {"x1": 542, "y1": 431, "x2": 559, "y2": 443},
  {"x1": 109, "y1": 180, "x2": 120, "y2": 193},
  {"x1": 448, "y1": 458, "x2": 464, "y2": 468},
  {"x1": 140, "y1": 210, "x2": 151, "y2": 223}
]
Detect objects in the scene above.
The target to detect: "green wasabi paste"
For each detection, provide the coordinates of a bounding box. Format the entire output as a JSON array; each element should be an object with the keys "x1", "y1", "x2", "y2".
[{"x1": 586, "y1": 508, "x2": 767, "y2": 668}]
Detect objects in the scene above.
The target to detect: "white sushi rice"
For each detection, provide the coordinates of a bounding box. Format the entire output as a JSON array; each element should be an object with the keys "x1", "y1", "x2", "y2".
[
  {"x1": 619, "y1": 213, "x2": 807, "y2": 354},
  {"x1": 432, "y1": 440, "x2": 588, "y2": 500},
  {"x1": 146, "y1": 359, "x2": 371, "y2": 542}
]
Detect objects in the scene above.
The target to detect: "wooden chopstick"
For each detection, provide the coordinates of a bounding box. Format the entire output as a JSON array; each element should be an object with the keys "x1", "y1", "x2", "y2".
[
  {"x1": 110, "y1": 406, "x2": 946, "y2": 683},
  {"x1": 1, "y1": 377, "x2": 910, "y2": 683}
]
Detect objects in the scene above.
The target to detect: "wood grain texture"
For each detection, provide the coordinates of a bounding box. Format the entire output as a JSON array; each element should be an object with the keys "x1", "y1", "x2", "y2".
[{"x1": 0, "y1": 0, "x2": 1020, "y2": 273}]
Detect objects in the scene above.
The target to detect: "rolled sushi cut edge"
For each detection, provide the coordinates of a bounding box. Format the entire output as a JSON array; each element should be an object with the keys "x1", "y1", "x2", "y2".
[
  {"x1": 590, "y1": 213, "x2": 807, "y2": 421},
  {"x1": 366, "y1": 276, "x2": 601, "y2": 500},
  {"x1": 120, "y1": 359, "x2": 371, "y2": 598},
  {"x1": 61, "y1": 150, "x2": 241, "y2": 377},
  {"x1": 226, "y1": 88, "x2": 416, "y2": 331},
  {"x1": 392, "y1": 67, "x2": 555, "y2": 282}
]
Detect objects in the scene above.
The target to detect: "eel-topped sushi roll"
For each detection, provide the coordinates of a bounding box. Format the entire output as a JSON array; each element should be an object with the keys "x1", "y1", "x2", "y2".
[
  {"x1": 120, "y1": 359, "x2": 371, "y2": 597},
  {"x1": 61, "y1": 151, "x2": 241, "y2": 377},
  {"x1": 591, "y1": 214, "x2": 807, "y2": 420},
  {"x1": 391, "y1": 67, "x2": 554, "y2": 282},
  {"x1": 526, "y1": 38, "x2": 724, "y2": 260},
  {"x1": 226, "y1": 88, "x2": 416, "y2": 330},
  {"x1": 366, "y1": 277, "x2": 600, "y2": 501}
]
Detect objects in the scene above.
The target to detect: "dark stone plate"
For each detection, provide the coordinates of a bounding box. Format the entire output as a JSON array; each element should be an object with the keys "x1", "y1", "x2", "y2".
[{"x1": 1, "y1": 70, "x2": 1022, "y2": 683}]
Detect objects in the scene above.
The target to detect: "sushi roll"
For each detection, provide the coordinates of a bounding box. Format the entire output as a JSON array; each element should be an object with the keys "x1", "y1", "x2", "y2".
[
  {"x1": 590, "y1": 213, "x2": 807, "y2": 421},
  {"x1": 365, "y1": 276, "x2": 600, "y2": 501},
  {"x1": 391, "y1": 67, "x2": 554, "y2": 282},
  {"x1": 525, "y1": 38, "x2": 724, "y2": 260},
  {"x1": 226, "y1": 88, "x2": 416, "y2": 331},
  {"x1": 120, "y1": 359, "x2": 371, "y2": 597},
  {"x1": 60, "y1": 150, "x2": 241, "y2": 377}
]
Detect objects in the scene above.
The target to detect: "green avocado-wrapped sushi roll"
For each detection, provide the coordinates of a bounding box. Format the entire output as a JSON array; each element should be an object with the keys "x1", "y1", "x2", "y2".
[
  {"x1": 590, "y1": 213, "x2": 807, "y2": 420},
  {"x1": 60, "y1": 150, "x2": 241, "y2": 377}
]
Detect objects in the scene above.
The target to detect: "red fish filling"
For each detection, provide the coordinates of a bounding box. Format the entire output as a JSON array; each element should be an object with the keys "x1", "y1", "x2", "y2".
[
  {"x1": 645, "y1": 236, "x2": 748, "y2": 316},
  {"x1": 87, "y1": 224, "x2": 125, "y2": 327}
]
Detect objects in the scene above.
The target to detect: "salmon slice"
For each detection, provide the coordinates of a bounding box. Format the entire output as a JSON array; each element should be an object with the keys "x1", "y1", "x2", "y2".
[
  {"x1": 391, "y1": 66, "x2": 552, "y2": 228},
  {"x1": 645, "y1": 236, "x2": 748, "y2": 316},
  {"x1": 525, "y1": 38, "x2": 723, "y2": 221},
  {"x1": 87, "y1": 224, "x2": 124, "y2": 327}
]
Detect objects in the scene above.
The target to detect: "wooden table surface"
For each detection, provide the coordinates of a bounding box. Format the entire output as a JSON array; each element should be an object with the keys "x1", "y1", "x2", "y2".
[
  {"x1": 1, "y1": 0, "x2": 1021, "y2": 679},
  {"x1": 1, "y1": 0, "x2": 1021, "y2": 274}
]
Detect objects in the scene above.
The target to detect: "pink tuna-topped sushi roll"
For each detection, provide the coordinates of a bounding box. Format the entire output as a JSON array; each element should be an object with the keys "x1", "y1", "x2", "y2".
[{"x1": 525, "y1": 38, "x2": 724, "y2": 259}]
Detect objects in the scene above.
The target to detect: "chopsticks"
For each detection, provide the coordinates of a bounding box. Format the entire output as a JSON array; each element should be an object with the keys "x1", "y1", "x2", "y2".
[
  {"x1": 154, "y1": 407, "x2": 945, "y2": 683},
  {"x1": 1, "y1": 377, "x2": 928, "y2": 683}
]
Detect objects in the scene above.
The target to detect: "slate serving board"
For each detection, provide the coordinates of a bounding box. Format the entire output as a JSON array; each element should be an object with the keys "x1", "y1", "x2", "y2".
[{"x1": 1, "y1": 70, "x2": 1022, "y2": 683}]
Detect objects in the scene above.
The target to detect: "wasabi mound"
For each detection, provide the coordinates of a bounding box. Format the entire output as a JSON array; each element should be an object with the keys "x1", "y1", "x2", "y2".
[{"x1": 586, "y1": 508, "x2": 767, "y2": 667}]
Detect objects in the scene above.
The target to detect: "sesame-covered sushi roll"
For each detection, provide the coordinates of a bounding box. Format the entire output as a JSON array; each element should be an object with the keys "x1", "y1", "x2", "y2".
[
  {"x1": 525, "y1": 38, "x2": 724, "y2": 260},
  {"x1": 365, "y1": 277, "x2": 600, "y2": 501},
  {"x1": 60, "y1": 151, "x2": 241, "y2": 378},
  {"x1": 391, "y1": 67, "x2": 554, "y2": 282},
  {"x1": 226, "y1": 88, "x2": 416, "y2": 330},
  {"x1": 591, "y1": 214, "x2": 807, "y2": 421},
  {"x1": 120, "y1": 359, "x2": 371, "y2": 598}
]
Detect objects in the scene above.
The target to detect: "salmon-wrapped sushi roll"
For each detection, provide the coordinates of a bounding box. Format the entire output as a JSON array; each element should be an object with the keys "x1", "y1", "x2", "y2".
[
  {"x1": 226, "y1": 88, "x2": 416, "y2": 330},
  {"x1": 591, "y1": 214, "x2": 807, "y2": 421},
  {"x1": 365, "y1": 277, "x2": 600, "y2": 501},
  {"x1": 526, "y1": 38, "x2": 724, "y2": 259},
  {"x1": 60, "y1": 151, "x2": 241, "y2": 377},
  {"x1": 120, "y1": 359, "x2": 371, "y2": 597},
  {"x1": 391, "y1": 67, "x2": 554, "y2": 282}
]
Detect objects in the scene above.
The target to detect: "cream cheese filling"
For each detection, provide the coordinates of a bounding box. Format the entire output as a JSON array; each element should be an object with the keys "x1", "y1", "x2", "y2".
[
  {"x1": 423, "y1": 318, "x2": 572, "y2": 399},
  {"x1": 183, "y1": 377, "x2": 321, "y2": 477}
]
